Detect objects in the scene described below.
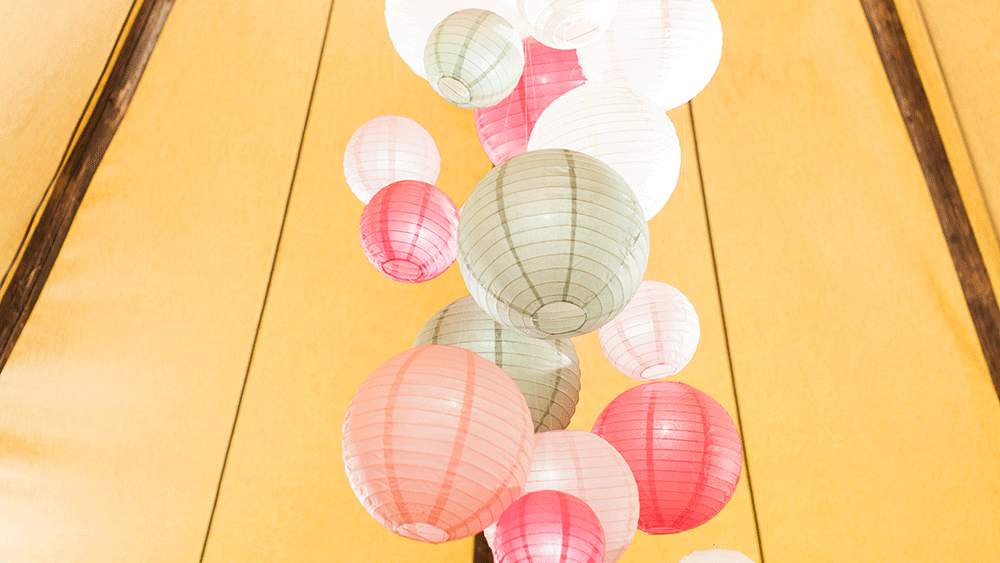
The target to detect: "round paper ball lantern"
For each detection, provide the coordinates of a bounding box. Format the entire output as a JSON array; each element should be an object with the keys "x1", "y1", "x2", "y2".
[
  {"x1": 343, "y1": 345, "x2": 535, "y2": 543},
  {"x1": 598, "y1": 281, "x2": 699, "y2": 380},
  {"x1": 458, "y1": 148, "x2": 649, "y2": 339},
  {"x1": 679, "y1": 549, "x2": 756, "y2": 563},
  {"x1": 343, "y1": 115, "x2": 441, "y2": 204},
  {"x1": 414, "y1": 295, "x2": 582, "y2": 431},
  {"x1": 576, "y1": 0, "x2": 723, "y2": 110},
  {"x1": 474, "y1": 38, "x2": 586, "y2": 165},
  {"x1": 518, "y1": 0, "x2": 617, "y2": 49},
  {"x1": 592, "y1": 382, "x2": 742, "y2": 534},
  {"x1": 359, "y1": 180, "x2": 459, "y2": 283},
  {"x1": 492, "y1": 490, "x2": 606, "y2": 563},
  {"x1": 527, "y1": 83, "x2": 681, "y2": 220},
  {"x1": 424, "y1": 9, "x2": 525, "y2": 108},
  {"x1": 386, "y1": 0, "x2": 522, "y2": 80}
]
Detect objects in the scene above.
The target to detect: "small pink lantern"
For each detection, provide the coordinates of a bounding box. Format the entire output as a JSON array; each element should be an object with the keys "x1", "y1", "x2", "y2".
[
  {"x1": 492, "y1": 490, "x2": 606, "y2": 563},
  {"x1": 592, "y1": 382, "x2": 743, "y2": 534},
  {"x1": 343, "y1": 345, "x2": 535, "y2": 543},
  {"x1": 343, "y1": 115, "x2": 441, "y2": 204},
  {"x1": 359, "y1": 180, "x2": 459, "y2": 283},
  {"x1": 598, "y1": 281, "x2": 700, "y2": 380},
  {"x1": 473, "y1": 38, "x2": 586, "y2": 164}
]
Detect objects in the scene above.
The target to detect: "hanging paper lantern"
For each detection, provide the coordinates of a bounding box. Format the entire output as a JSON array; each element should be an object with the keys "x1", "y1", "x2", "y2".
[
  {"x1": 679, "y1": 549, "x2": 757, "y2": 563},
  {"x1": 527, "y1": 83, "x2": 681, "y2": 220},
  {"x1": 598, "y1": 281, "x2": 699, "y2": 380},
  {"x1": 576, "y1": 0, "x2": 723, "y2": 110},
  {"x1": 342, "y1": 345, "x2": 535, "y2": 543},
  {"x1": 592, "y1": 382, "x2": 742, "y2": 534},
  {"x1": 343, "y1": 115, "x2": 441, "y2": 205},
  {"x1": 518, "y1": 0, "x2": 617, "y2": 49},
  {"x1": 414, "y1": 295, "x2": 581, "y2": 431},
  {"x1": 359, "y1": 180, "x2": 459, "y2": 283},
  {"x1": 424, "y1": 9, "x2": 525, "y2": 108},
  {"x1": 474, "y1": 38, "x2": 586, "y2": 165},
  {"x1": 458, "y1": 148, "x2": 649, "y2": 339},
  {"x1": 385, "y1": 0, "x2": 522, "y2": 80},
  {"x1": 485, "y1": 430, "x2": 639, "y2": 563},
  {"x1": 492, "y1": 490, "x2": 606, "y2": 563}
]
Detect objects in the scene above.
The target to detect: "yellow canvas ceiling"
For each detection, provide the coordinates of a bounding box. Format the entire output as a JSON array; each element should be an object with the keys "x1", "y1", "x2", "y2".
[{"x1": 1, "y1": 0, "x2": 998, "y2": 562}]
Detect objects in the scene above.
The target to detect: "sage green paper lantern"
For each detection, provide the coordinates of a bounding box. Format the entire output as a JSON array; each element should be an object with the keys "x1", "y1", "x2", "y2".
[
  {"x1": 458, "y1": 148, "x2": 649, "y2": 339},
  {"x1": 414, "y1": 295, "x2": 582, "y2": 431}
]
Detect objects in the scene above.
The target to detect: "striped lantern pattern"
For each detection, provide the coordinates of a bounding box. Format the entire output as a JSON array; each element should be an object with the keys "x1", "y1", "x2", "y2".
[
  {"x1": 342, "y1": 345, "x2": 535, "y2": 543},
  {"x1": 458, "y1": 148, "x2": 649, "y2": 339},
  {"x1": 527, "y1": 83, "x2": 681, "y2": 220},
  {"x1": 518, "y1": 0, "x2": 617, "y2": 49},
  {"x1": 343, "y1": 115, "x2": 441, "y2": 204},
  {"x1": 474, "y1": 37, "x2": 586, "y2": 165},
  {"x1": 359, "y1": 180, "x2": 459, "y2": 283},
  {"x1": 485, "y1": 430, "x2": 639, "y2": 563},
  {"x1": 413, "y1": 295, "x2": 582, "y2": 431},
  {"x1": 576, "y1": 0, "x2": 723, "y2": 110},
  {"x1": 492, "y1": 490, "x2": 606, "y2": 563},
  {"x1": 592, "y1": 382, "x2": 742, "y2": 534},
  {"x1": 598, "y1": 281, "x2": 700, "y2": 380},
  {"x1": 385, "y1": 0, "x2": 522, "y2": 80},
  {"x1": 680, "y1": 549, "x2": 757, "y2": 563},
  {"x1": 424, "y1": 9, "x2": 525, "y2": 108}
]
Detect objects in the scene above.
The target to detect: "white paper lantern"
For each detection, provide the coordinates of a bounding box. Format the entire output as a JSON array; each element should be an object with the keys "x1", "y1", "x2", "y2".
[
  {"x1": 528, "y1": 83, "x2": 681, "y2": 220},
  {"x1": 458, "y1": 148, "x2": 649, "y2": 339},
  {"x1": 679, "y1": 549, "x2": 756, "y2": 563},
  {"x1": 385, "y1": 0, "x2": 522, "y2": 79},
  {"x1": 518, "y1": 0, "x2": 617, "y2": 49},
  {"x1": 424, "y1": 9, "x2": 525, "y2": 108},
  {"x1": 576, "y1": 0, "x2": 723, "y2": 110},
  {"x1": 343, "y1": 115, "x2": 441, "y2": 204}
]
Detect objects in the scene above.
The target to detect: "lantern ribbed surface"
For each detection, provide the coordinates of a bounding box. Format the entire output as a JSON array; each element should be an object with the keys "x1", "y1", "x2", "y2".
[
  {"x1": 517, "y1": 0, "x2": 617, "y2": 49},
  {"x1": 385, "y1": 0, "x2": 522, "y2": 80},
  {"x1": 527, "y1": 83, "x2": 681, "y2": 220},
  {"x1": 679, "y1": 549, "x2": 757, "y2": 563},
  {"x1": 592, "y1": 382, "x2": 742, "y2": 534},
  {"x1": 343, "y1": 115, "x2": 441, "y2": 204},
  {"x1": 458, "y1": 148, "x2": 649, "y2": 339},
  {"x1": 473, "y1": 38, "x2": 586, "y2": 165},
  {"x1": 492, "y1": 490, "x2": 606, "y2": 563},
  {"x1": 342, "y1": 345, "x2": 535, "y2": 543},
  {"x1": 424, "y1": 9, "x2": 525, "y2": 109},
  {"x1": 486, "y1": 430, "x2": 639, "y2": 563},
  {"x1": 576, "y1": 0, "x2": 723, "y2": 110},
  {"x1": 359, "y1": 180, "x2": 459, "y2": 283},
  {"x1": 413, "y1": 295, "x2": 581, "y2": 431},
  {"x1": 598, "y1": 281, "x2": 699, "y2": 380}
]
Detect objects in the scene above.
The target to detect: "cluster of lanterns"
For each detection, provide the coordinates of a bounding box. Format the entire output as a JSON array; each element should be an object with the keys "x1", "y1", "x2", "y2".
[{"x1": 342, "y1": 1, "x2": 755, "y2": 562}]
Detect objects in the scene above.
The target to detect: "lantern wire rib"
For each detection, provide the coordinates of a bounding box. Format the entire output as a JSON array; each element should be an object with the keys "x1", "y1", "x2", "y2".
[
  {"x1": 196, "y1": 0, "x2": 337, "y2": 559},
  {"x1": 688, "y1": 101, "x2": 766, "y2": 563}
]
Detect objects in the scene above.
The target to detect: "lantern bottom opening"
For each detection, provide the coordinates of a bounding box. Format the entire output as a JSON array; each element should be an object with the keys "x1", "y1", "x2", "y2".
[
  {"x1": 559, "y1": 18, "x2": 601, "y2": 47},
  {"x1": 381, "y1": 259, "x2": 424, "y2": 282},
  {"x1": 396, "y1": 522, "x2": 450, "y2": 543},
  {"x1": 639, "y1": 364, "x2": 680, "y2": 380},
  {"x1": 437, "y1": 76, "x2": 471, "y2": 105},
  {"x1": 532, "y1": 301, "x2": 587, "y2": 335}
]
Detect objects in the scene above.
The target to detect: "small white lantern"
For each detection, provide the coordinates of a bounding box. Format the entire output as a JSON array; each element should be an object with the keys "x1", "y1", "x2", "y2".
[
  {"x1": 343, "y1": 115, "x2": 441, "y2": 204},
  {"x1": 679, "y1": 549, "x2": 757, "y2": 563},
  {"x1": 517, "y1": 0, "x2": 617, "y2": 49}
]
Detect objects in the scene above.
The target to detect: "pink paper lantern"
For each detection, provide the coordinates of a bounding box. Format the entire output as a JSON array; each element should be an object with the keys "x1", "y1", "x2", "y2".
[
  {"x1": 598, "y1": 281, "x2": 700, "y2": 380},
  {"x1": 342, "y1": 345, "x2": 535, "y2": 543},
  {"x1": 492, "y1": 490, "x2": 606, "y2": 563},
  {"x1": 359, "y1": 180, "x2": 459, "y2": 283},
  {"x1": 473, "y1": 38, "x2": 586, "y2": 164},
  {"x1": 343, "y1": 115, "x2": 441, "y2": 204},
  {"x1": 592, "y1": 382, "x2": 742, "y2": 534}
]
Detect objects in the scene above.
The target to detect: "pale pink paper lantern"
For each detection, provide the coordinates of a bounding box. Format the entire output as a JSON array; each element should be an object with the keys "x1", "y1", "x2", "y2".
[
  {"x1": 343, "y1": 345, "x2": 535, "y2": 543},
  {"x1": 358, "y1": 180, "x2": 459, "y2": 283},
  {"x1": 592, "y1": 382, "x2": 742, "y2": 534},
  {"x1": 343, "y1": 115, "x2": 441, "y2": 204},
  {"x1": 679, "y1": 549, "x2": 756, "y2": 563},
  {"x1": 598, "y1": 281, "x2": 699, "y2": 380},
  {"x1": 492, "y1": 490, "x2": 606, "y2": 563},
  {"x1": 473, "y1": 37, "x2": 586, "y2": 164},
  {"x1": 486, "y1": 430, "x2": 639, "y2": 563}
]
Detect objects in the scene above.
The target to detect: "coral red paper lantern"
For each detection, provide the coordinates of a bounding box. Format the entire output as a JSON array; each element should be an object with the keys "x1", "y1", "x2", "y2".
[
  {"x1": 592, "y1": 382, "x2": 742, "y2": 534},
  {"x1": 342, "y1": 345, "x2": 535, "y2": 543},
  {"x1": 359, "y1": 180, "x2": 459, "y2": 283},
  {"x1": 492, "y1": 490, "x2": 606, "y2": 563},
  {"x1": 474, "y1": 37, "x2": 586, "y2": 164}
]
